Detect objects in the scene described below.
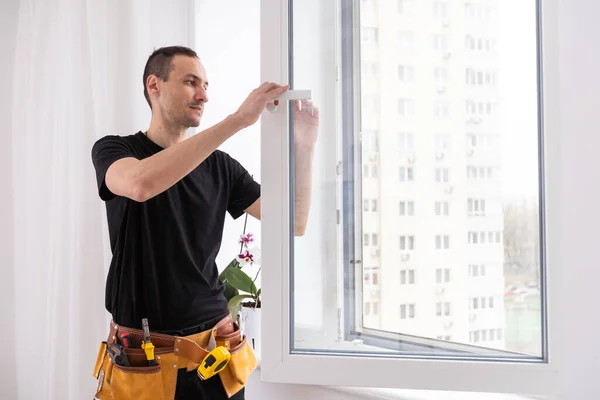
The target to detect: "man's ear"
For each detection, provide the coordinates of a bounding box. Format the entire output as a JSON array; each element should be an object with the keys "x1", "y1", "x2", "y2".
[{"x1": 146, "y1": 75, "x2": 160, "y2": 99}]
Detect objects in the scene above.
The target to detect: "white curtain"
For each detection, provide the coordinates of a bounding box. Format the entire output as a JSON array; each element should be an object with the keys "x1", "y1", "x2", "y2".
[{"x1": 5, "y1": 0, "x2": 194, "y2": 398}]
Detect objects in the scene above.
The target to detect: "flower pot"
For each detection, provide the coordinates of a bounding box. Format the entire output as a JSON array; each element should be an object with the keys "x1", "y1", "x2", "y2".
[{"x1": 240, "y1": 304, "x2": 261, "y2": 364}]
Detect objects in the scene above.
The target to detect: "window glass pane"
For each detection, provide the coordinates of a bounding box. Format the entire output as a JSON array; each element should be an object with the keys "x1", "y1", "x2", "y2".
[{"x1": 290, "y1": 0, "x2": 544, "y2": 360}]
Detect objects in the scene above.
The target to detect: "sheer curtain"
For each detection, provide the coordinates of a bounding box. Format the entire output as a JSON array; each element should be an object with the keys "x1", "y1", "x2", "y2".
[{"x1": 5, "y1": 0, "x2": 194, "y2": 398}]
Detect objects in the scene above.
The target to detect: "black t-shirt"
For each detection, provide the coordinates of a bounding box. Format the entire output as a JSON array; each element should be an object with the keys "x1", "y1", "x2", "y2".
[{"x1": 91, "y1": 132, "x2": 260, "y2": 331}]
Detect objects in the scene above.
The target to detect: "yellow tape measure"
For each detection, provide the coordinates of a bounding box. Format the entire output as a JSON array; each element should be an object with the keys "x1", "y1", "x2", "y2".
[{"x1": 197, "y1": 346, "x2": 231, "y2": 380}]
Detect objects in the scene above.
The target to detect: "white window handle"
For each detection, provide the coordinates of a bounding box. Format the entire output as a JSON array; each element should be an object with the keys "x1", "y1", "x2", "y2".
[{"x1": 267, "y1": 89, "x2": 312, "y2": 111}]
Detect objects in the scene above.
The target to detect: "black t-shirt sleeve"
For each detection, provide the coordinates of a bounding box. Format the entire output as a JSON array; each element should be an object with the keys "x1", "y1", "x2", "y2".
[
  {"x1": 91, "y1": 136, "x2": 136, "y2": 201},
  {"x1": 226, "y1": 156, "x2": 261, "y2": 220}
]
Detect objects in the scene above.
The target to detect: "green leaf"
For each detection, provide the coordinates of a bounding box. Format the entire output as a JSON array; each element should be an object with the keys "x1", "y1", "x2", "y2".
[
  {"x1": 219, "y1": 259, "x2": 241, "y2": 280},
  {"x1": 223, "y1": 280, "x2": 239, "y2": 301},
  {"x1": 222, "y1": 267, "x2": 258, "y2": 295},
  {"x1": 227, "y1": 294, "x2": 254, "y2": 317},
  {"x1": 228, "y1": 294, "x2": 254, "y2": 308}
]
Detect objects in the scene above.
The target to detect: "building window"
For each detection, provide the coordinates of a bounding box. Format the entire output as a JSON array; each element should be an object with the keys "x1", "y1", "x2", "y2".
[
  {"x1": 373, "y1": 302, "x2": 379, "y2": 315},
  {"x1": 435, "y1": 235, "x2": 450, "y2": 250},
  {"x1": 465, "y1": 36, "x2": 497, "y2": 54},
  {"x1": 398, "y1": 31, "x2": 415, "y2": 51},
  {"x1": 467, "y1": 166, "x2": 496, "y2": 180},
  {"x1": 372, "y1": 233, "x2": 378, "y2": 246},
  {"x1": 362, "y1": 130, "x2": 379, "y2": 152},
  {"x1": 433, "y1": 1, "x2": 449, "y2": 18},
  {"x1": 400, "y1": 269, "x2": 415, "y2": 285},
  {"x1": 398, "y1": 0, "x2": 413, "y2": 15},
  {"x1": 468, "y1": 231, "x2": 502, "y2": 244},
  {"x1": 466, "y1": 100, "x2": 497, "y2": 117},
  {"x1": 433, "y1": 34, "x2": 448, "y2": 52},
  {"x1": 465, "y1": 68, "x2": 498, "y2": 87},
  {"x1": 399, "y1": 167, "x2": 415, "y2": 182},
  {"x1": 465, "y1": 2, "x2": 496, "y2": 20},
  {"x1": 434, "y1": 67, "x2": 448, "y2": 85},
  {"x1": 434, "y1": 101, "x2": 450, "y2": 117},
  {"x1": 436, "y1": 302, "x2": 451, "y2": 317},
  {"x1": 467, "y1": 133, "x2": 499, "y2": 150},
  {"x1": 399, "y1": 235, "x2": 415, "y2": 251},
  {"x1": 365, "y1": 302, "x2": 371, "y2": 315},
  {"x1": 398, "y1": 132, "x2": 415, "y2": 152},
  {"x1": 435, "y1": 201, "x2": 450, "y2": 216},
  {"x1": 436, "y1": 268, "x2": 451, "y2": 284},
  {"x1": 361, "y1": 62, "x2": 379, "y2": 80},
  {"x1": 434, "y1": 134, "x2": 451, "y2": 152},
  {"x1": 400, "y1": 303, "x2": 416, "y2": 319},
  {"x1": 364, "y1": 233, "x2": 370, "y2": 246},
  {"x1": 435, "y1": 167, "x2": 450, "y2": 183},
  {"x1": 372, "y1": 272, "x2": 379, "y2": 285},
  {"x1": 371, "y1": 199, "x2": 378, "y2": 211},
  {"x1": 362, "y1": 27, "x2": 379, "y2": 44},
  {"x1": 399, "y1": 201, "x2": 415, "y2": 216},
  {"x1": 398, "y1": 98, "x2": 415, "y2": 116},
  {"x1": 467, "y1": 198, "x2": 486, "y2": 216},
  {"x1": 469, "y1": 264, "x2": 487, "y2": 277},
  {"x1": 398, "y1": 65, "x2": 414, "y2": 82}
]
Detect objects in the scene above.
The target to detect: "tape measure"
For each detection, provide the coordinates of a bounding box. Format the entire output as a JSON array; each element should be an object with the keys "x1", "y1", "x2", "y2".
[{"x1": 197, "y1": 346, "x2": 231, "y2": 380}]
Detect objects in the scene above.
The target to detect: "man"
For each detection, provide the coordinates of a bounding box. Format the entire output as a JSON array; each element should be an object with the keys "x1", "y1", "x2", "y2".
[{"x1": 91, "y1": 46, "x2": 318, "y2": 399}]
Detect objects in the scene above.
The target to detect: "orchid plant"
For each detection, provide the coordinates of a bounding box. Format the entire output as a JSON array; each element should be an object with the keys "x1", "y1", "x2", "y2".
[{"x1": 219, "y1": 214, "x2": 261, "y2": 317}]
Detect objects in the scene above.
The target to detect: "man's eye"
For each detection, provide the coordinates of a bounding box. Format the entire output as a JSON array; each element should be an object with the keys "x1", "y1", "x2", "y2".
[{"x1": 185, "y1": 80, "x2": 194, "y2": 84}]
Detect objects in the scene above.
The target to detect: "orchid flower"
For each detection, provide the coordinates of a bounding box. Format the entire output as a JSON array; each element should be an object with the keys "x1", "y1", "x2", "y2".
[
  {"x1": 236, "y1": 247, "x2": 261, "y2": 266},
  {"x1": 239, "y1": 233, "x2": 254, "y2": 247}
]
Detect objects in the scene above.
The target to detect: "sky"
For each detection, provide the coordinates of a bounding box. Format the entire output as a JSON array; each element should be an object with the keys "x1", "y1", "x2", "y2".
[{"x1": 497, "y1": 0, "x2": 541, "y2": 200}]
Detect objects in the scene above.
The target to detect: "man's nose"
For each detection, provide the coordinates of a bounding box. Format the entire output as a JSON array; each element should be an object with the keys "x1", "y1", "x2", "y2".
[{"x1": 195, "y1": 88, "x2": 208, "y2": 103}]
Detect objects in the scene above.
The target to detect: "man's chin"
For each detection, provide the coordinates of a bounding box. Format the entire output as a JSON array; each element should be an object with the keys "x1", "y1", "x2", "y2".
[{"x1": 184, "y1": 117, "x2": 201, "y2": 128}]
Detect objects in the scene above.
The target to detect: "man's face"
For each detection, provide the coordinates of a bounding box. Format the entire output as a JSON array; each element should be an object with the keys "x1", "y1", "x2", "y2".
[{"x1": 155, "y1": 55, "x2": 209, "y2": 128}]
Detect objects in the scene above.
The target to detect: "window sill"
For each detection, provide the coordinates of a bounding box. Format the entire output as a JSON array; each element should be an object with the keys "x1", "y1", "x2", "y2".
[{"x1": 327, "y1": 386, "x2": 544, "y2": 400}]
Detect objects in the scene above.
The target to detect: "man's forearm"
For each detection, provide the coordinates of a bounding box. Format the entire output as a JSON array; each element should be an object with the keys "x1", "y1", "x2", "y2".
[
  {"x1": 293, "y1": 147, "x2": 315, "y2": 236},
  {"x1": 133, "y1": 115, "x2": 245, "y2": 201}
]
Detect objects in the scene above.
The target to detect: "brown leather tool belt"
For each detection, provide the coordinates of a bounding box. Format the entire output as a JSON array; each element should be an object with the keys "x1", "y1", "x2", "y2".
[{"x1": 105, "y1": 314, "x2": 243, "y2": 366}]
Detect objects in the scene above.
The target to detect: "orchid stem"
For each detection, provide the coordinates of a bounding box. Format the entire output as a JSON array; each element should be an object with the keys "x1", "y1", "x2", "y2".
[{"x1": 239, "y1": 176, "x2": 253, "y2": 254}]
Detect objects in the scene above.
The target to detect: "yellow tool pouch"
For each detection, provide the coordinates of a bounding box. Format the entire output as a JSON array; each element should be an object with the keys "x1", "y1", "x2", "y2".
[
  {"x1": 93, "y1": 340, "x2": 177, "y2": 400},
  {"x1": 92, "y1": 316, "x2": 257, "y2": 400},
  {"x1": 218, "y1": 335, "x2": 258, "y2": 398}
]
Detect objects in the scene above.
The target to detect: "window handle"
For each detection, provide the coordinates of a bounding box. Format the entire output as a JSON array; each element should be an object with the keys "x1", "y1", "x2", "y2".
[{"x1": 267, "y1": 89, "x2": 312, "y2": 111}]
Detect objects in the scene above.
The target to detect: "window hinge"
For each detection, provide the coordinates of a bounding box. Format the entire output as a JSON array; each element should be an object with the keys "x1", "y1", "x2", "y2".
[
  {"x1": 335, "y1": 65, "x2": 340, "y2": 82},
  {"x1": 336, "y1": 161, "x2": 342, "y2": 175},
  {"x1": 336, "y1": 209, "x2": 341, "y2": 224}
]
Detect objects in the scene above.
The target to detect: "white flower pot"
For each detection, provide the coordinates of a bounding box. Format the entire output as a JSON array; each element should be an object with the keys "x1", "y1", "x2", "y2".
[{"x1": 240, "y1": 304, "x2": 261, "y2": 364}]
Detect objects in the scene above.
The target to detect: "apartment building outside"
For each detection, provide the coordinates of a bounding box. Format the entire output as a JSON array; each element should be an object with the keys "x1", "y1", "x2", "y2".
[{"x1": 359, "y1": 0, "x2": 510, "y2": 351}]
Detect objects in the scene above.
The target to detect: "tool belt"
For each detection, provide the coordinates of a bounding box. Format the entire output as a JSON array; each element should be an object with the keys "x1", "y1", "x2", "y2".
[{"x1": 92, "y1": 314, "x2": 257, "y2": 399}]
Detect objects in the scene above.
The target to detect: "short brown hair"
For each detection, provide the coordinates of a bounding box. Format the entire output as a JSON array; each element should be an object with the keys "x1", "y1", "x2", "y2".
[{"x1": 143, "y1": 46, "x2": 199, "y2": 109}]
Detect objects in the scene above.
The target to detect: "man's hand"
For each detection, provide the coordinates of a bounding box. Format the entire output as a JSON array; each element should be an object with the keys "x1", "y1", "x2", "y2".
[
  {"x1": 293, "y1": 100, "x2": 319, "y2": 151},
  {"x1": 234, "y1": 82, "x2": 289, "y2": 127}
]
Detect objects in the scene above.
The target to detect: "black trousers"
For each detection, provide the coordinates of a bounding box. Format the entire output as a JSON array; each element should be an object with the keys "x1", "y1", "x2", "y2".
[
  {"x1": 156, "y1": 312, "x2": 245, "y2": 400},
  {"x1": 174, "y1": 368, "x2": 245, "y2": 400}
]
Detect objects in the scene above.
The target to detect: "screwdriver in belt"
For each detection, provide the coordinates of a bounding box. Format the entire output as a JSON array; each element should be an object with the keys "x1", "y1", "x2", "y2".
[{"x1": 141, "y1": 318, "x2": 158, "y2": 366}]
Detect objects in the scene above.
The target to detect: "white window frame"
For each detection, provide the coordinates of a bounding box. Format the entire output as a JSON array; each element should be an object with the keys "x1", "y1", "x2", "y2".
[{"x1": 260, "y1": 0, "x2": 561, "y2": 395}]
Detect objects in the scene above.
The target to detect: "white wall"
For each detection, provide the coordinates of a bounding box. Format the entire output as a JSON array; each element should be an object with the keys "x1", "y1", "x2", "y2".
[
  {"x1": 194, "y1": 0, "x2": 263, "y2": 269},
  {"x1": 0, "y1": 1, "x2": 19, "y2": 399}
]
